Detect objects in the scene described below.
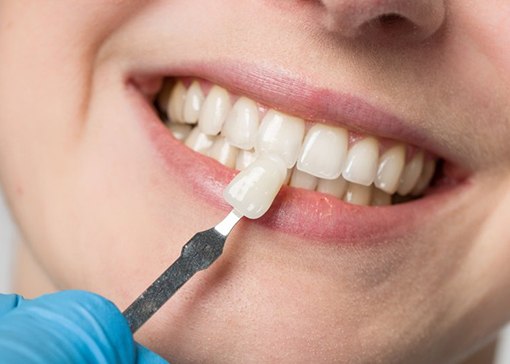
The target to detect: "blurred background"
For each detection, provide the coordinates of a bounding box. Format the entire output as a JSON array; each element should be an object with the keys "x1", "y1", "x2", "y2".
[{"x1": 1, "y1": 189, "x2": 509, "y2": 362}]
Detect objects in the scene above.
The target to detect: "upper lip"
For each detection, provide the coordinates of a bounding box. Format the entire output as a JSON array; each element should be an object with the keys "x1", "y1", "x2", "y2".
[{"x1": 135, "y1": 60, "x2": 457, "y2": 165}]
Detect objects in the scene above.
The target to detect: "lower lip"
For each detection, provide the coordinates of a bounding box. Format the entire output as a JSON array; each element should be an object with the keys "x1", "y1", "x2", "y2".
[{"x1": 127, "y1": 84, "x2": 469, "y2": 245}]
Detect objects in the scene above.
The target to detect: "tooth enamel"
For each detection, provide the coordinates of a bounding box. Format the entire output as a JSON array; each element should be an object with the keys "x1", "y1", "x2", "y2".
[
  {"x1": 397, "y1": 151, "x2": 424, "y2": 195},
  {"x1": 184, "y1": 127, "x2": 215, "y2": 153},
  {"x1": 168, "y1": 81, "x2": 186, "y2": 123},
  {"x1": 374, "y1": 144, "x2": 406, "y2": 194},
  {"x1": 289, "y1": 169, "x2": 318, "y2": 190},
  {"x1": 371, "y1": 189, "x2": 392, "y2": 206},
  {"x1": 207, "y1": 137, "x2": 239, "y2": 168},
  {"x1": 256, "y1": 110, "x2": 305, "y2": 168},
  {"x1": 343, "y1": 183, "x2": 372, "y2": 205},
  {"x1": 222, "y1": 97, "x2": 259, "y2": 150},
  {"x1": 183, "y1": 81, "x2": 204, "y2": 124},
  {"x1": 199, "y1": 85, "x2": 231, "y2": 135},
  {"x1": 224, "y1": 154, "x2": 287, "y2": 219},
  {"x1": 342, "y1": 137, "x2": 379, "y2": 186},
  {"x1": 168, "y1": 123, "x2": 192, "y2": 141},
  {"x1": 412, "y1": 158, "x2": 436, "y2": 195},
  {"x1": 235, "y1": 149, "x2": 257, "y2": 170},
  {"x1": 297, "y1": 124, "x2": 348, "y2": 179},
  {"x1": 316, "y1": 176, "x2": 348, "y2": 198}
]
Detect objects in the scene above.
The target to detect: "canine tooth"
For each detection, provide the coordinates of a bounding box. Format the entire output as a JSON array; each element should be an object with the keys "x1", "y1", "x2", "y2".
[
  {"x1": 235, "y1": 149, "x2": 257, "y2": 170},
  {"x1": 374, "y1": 145, "x2": 406, "y2": 194},
  {"x1": 297, "y1": 124, "x2": 348, "y2": 179},
  {"x1": 168, "y1": 81, "x2": 186, "y2": 123},
  {"x1": 343, "y1": 183, "x2": 372, "y2": 206},
  {"x1": 397, "y1": 151, "x2": 424, "y2": 195},
  {"x1": 208, "y1": 137, "x2": 238, "y2": 168},
  {"x1": 256, "y1": 110, "x2": 305, "y2": 168},
  {"x1": 199, "y1": 85, "x2": 231, "y2": 135},
  {"x1": 157, "y1": 81, "x2": 172, "y2": 112},
  {"x1": 371, "y1": 189, "x2": 392, "y2": 206},
  {"x1": 184, "y1": 127, "x2": 215, "y2": 152},
  {"x1": 289, "y1": 169, "x2": 318, "y2": 190},
  {"x1": 342, "y1": 137, "x2": 379, "y2": 186},
  {"x1": 168, "y1": 123, "x2": 192, "y2": 141},
  {"x1": 224, "y1": 154, "x2": 287, "y2": 219},
  {"x1": 412, "y1": 158, "x2": 436, "y2": 195},
  {"x1": 183, "y1": 81, "x2": 204, "y2": 124},
  {"x1": 222, "y1": 97, "x2": 259, "y2": 150},
  {"x1": 316, "y1": 176, "x2": 348, "y2": 198}
]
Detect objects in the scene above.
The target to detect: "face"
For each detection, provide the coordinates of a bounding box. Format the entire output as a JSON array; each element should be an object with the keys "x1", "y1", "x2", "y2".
[{"x1": 1, "y1": 1, "x2": 510, "y2": 363}]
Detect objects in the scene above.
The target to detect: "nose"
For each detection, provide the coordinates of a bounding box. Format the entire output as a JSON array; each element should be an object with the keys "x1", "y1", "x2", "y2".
[{"x1": 319, "y1": 0, "x2": 446, "y2": 43}]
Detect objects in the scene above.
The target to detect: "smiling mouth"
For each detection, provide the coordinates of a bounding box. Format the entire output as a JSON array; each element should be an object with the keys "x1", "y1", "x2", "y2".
[{"x1": 152, "y1": 77, "x2": 441, "y2": 207}]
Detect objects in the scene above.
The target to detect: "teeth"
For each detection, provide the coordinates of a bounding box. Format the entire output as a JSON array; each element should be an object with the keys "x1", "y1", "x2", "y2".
[
  {"x1": 222, "y1": 97, "x2": 260, "y2": 150},
  {"x1": 256, "y1": 110, "x2": 305, "y2": 168},
  {"x1": 168, "y1": 123, "x2": 192, "y2": 141},
  {"x1": 397, "y1": 151, "x2": 424, "y2": 195},
  {"x1": 374, "y1": 145, "x2": 406, "y2": 194},
  {"x1": 235, "y1": 149, "x2": 257, "y2": 170},
  {"x1": 208, "y1": 137, "x2": 239, "y2": 168},
  {"x1": 289, "y1": 169, "x2": 318, "y2": 190},
  {"x1": 184, "y1": 127, "x2": 215, "y2": 153},
  {"x1": 342, "y1": 137, "x2": 379, "y2": 186},
  {"x1": 199, "y1": 85, "x2": 231, "y2": 135},
  {"x1": 316, "y1": 176, "x2": 348, "y2": 198},
  {"x1": 371, "y1": 189, "x2": 392, "y2": 206},
  {"x1": 183, "y1": 81, "x2": 204, "y2": 125},
  {"x1": 159, "y1": 79, "x2": 439, "y2": 207},
  {"x1": 168, "y1": 81, "x2": 186, "y2": 123},
  {"x1": 297, "y1": 124, "x2": 348, "y2": 179},
  {"x1": 224, "y1": 154, "x2": 287, "y2": 219},
  {"x1": 343, "y1": 183, "x2": 372, "y2": 206},
  {"x1": 412, "y1": 158, "x2": 436, "y2": 195}
]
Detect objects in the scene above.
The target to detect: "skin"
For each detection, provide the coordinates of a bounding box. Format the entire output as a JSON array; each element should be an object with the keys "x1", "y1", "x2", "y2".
[{"x1": 1, "y1": 0, "x2": 510, "y2": 363}]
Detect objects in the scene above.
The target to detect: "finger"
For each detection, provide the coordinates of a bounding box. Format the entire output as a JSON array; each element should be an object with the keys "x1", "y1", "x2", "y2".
[
  {"x1": 0, "y1": 294, "x2": 23, "y2": 318},
  {"x1": 136, "y1": 344, "x2": 169, "y2": 364}
]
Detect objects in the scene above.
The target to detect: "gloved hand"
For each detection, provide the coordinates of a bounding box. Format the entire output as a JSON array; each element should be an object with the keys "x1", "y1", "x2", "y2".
[{"x1": 0, "y1": 290, "x2": 167, "y2": 364}]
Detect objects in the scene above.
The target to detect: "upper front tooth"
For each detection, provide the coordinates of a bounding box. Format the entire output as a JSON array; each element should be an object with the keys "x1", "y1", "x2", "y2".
[
  {"x1": 297, "y1": 124, "x2": 348, "y2": 179},
  {"x1": 342, "y1": 137, "x2": 379, "y2": 186},
  {"x1": 168, "y1": 81, "x2": 186, "y2": 123},
  {"x1": 199, "y1": 85, "x2": 231, "y2": 135},
  {"x1": 183, "y1": 81, "x2": 204, "y2": 124},
  {"x1": 256, "y1": 110, "x2": 305, "y2": 168},
  {"x1": 222, "y1": 97, "x2": 260, "y2": 150},
  {"x1": 374, "y1": 144, "x2": 406, "y2": 194},
  {"x1": 397, "y1": 151, "x2": 424, "y2": 195}
]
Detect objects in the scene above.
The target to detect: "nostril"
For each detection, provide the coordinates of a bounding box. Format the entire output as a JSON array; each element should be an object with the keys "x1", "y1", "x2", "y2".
[
  {"x1": 378, "y1": 13, "x2": 406, "y2": 27},
  {"x1": 371, "y1": 13, "x2": 416, "y2": 35}
]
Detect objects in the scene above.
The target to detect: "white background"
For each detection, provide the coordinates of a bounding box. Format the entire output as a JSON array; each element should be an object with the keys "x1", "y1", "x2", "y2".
[{"x1": 0, "y1": 190, "x2": 509, "y2": 362}]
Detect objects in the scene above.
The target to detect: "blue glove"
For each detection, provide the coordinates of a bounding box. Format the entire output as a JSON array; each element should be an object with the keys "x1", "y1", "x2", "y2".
[{"x1": 0, "y1": 290, "x2": 167, "y2": 364}]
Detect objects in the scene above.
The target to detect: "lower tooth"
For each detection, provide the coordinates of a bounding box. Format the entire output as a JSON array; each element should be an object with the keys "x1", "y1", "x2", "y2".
[
  {"x1": 371, "y1": 189, "x2": 392, "y2": 206},
  {"x1": 208, "y1": 137, "x2": 238, "y2": 168},
  {"x1": 168, "y1": 123, "x2": 192, "y2": 141},
  {"x1": 289, "y1": 169, "x2": 318, "y2": 190},
  {"x1": 184, "y1": 127, "x2": 215, "y2": 153},
  {"x1": 343, "y1": 183, "x2": 372, "y2": 205},
  {"x1": 235, "y1": 149, "x2": 257, "y2": 170},
  {"x1": 316, "y1": 176, "x2": 348, "y2": 198}
]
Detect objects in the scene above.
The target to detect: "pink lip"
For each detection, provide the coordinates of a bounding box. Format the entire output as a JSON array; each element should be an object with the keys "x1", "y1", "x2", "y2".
[{"x1": 125, "y1": 63, "x2": 470, "y2": 244}]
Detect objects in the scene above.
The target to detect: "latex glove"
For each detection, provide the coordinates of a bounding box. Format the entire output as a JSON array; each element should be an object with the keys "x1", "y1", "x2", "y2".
[{"x1": 0, "y1": 290, "x2": 167, "y2": 364}]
